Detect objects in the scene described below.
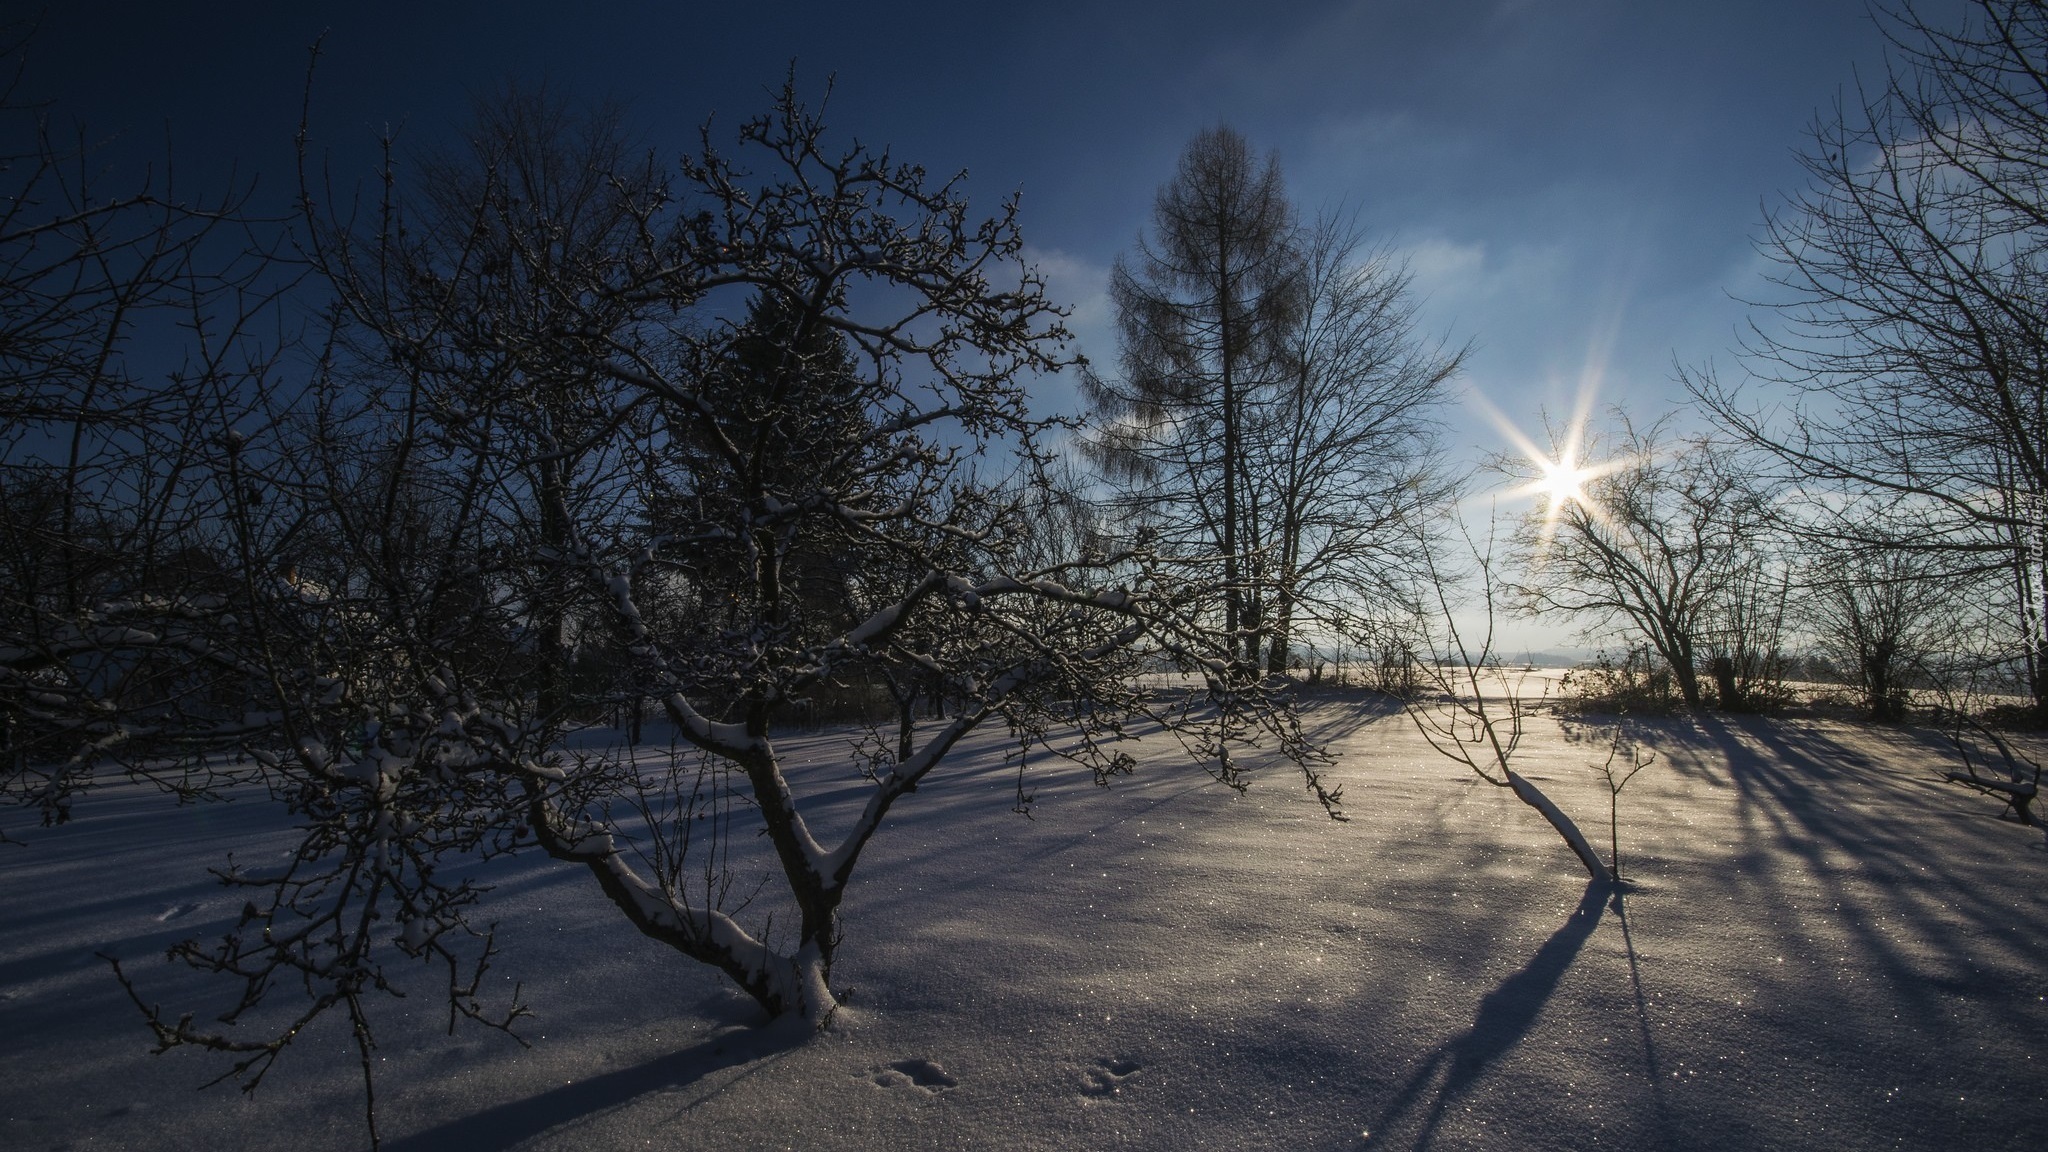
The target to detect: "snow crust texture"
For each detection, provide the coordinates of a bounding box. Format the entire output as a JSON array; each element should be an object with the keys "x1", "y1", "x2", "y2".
[{"x1": 2, "y1": 691, "x2": 2044, "y2": 1150}]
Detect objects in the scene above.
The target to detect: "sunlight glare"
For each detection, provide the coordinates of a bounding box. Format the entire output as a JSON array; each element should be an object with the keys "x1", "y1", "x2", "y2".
[
  {"x1": 1535, "y1": 455, "x2": 1592, "y2": 509},
  {"x1": 1505, "y1": 447, "x2": 1615, "y2": 537},
  {"x1": 1465, "y1": 387, "x2": 1636, "y2": 542}
]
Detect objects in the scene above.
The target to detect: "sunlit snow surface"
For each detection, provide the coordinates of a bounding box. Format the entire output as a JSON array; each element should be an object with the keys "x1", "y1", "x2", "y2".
[{"x1": 3, "y1": 687, "x2": 2044, "y2": 1150}]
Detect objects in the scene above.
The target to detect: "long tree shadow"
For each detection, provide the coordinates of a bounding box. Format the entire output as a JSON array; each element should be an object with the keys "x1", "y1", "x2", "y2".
[
  {"x1": 1289, "y1": 684, "x2": 1408, "y2": 746},
  {"x1": 1611, "y1": 885, "x2": 1672, "y2": 1146},
  {"x1": 1370, "y1": 879, "x2": 1610, "y2": 1151},
  {"x1": 1692, "y1": 714, "x2": 2034, "y2": 933},
  {"x1": 1675, "y1": 713, "x2": 2045, "y2": 1047},
  {"x1": 380, "y1": 1017, "x2": 807, "y2": 1152}
]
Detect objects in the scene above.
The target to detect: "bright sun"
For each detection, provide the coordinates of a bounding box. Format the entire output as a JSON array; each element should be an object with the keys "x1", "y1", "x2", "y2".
[
  {"x1": 1464, "y1": 387, "x2": 1626, "y2": 533},
  {"x1": 1505, "y1": 445, "x2": 1627, "y2": 539},
  {"x1": 1536, "y1": 456, "x2": 1592, "y2": 508}
]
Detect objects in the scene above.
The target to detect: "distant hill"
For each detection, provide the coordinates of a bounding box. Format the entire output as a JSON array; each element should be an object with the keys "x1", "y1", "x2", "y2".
[{"x1": 1500, "y1": 649, "x2": 1597, "y2": 668}]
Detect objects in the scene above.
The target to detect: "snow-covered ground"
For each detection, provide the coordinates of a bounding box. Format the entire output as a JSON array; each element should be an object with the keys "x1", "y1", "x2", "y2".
[{"x1": 3, "y1": 687, "x2": 2044, "y2": 1150}]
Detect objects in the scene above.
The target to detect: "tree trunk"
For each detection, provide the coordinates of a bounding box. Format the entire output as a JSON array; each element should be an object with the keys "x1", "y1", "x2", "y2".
[
  {"x1": 1218, "y1": 230, "x2": 1243, "y2": 670},
  {"x1": 1507, "y1": 770, "x2": 1613, "y2": 884},
  {"x1": 2035, "y1": 629, "x2": 2048, "y2": 722},
  {"x1": 782, "y1": 939, "x2": 840, "y2": 1024},
  {"x1": 535, "y1": 461, "x2": 573, "y2": 722},
  {"x1": 2011, "y1": 527, "x2": 2045, "y2": 718},
  {"x1": 710, "y1": 923, "x2": 842, "y2": 1026},
  {"x1": 1710, "y1": 656, "x2": 1741, "y2": 712},
  {"x1": 1671, "y1": 657, "x2": 1702, "y2": 710},
  {"x1": 1865, "y1": 639, "x2": 1902, "y2": 722},
  {"x1": 1267, "y1": 486, "x2": 1303, "y2": 678},
  {"x1": 1264, "y1": 575, "x2": 1296, "y2": 678}
]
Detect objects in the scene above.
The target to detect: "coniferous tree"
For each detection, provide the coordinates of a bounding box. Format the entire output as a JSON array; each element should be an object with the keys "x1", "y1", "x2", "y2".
[
  {"x1": 1085, "y1": 127, "x2": 1299, "y2": 669},
  {"x1": 1086, "y1": 129, "x2": 1458, "y2": 675}
]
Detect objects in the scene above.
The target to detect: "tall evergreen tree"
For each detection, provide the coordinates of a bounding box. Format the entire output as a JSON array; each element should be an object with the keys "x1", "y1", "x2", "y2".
[
  {"x1": 1084, "y1": 127, "x2": 1299, "y2": 668},
  {"x1": 1085, "y1": 130, "x2": 1460, "y2": 675}
]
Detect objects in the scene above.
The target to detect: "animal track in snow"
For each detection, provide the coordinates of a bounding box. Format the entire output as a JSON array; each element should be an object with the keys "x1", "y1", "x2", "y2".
[
  {"x1": 1079, "y1": 1057, "x2": 1140, "y2": 1097},
  {"x1": 869, "y1": 1058, "x2": 958, "y2": 1092}
]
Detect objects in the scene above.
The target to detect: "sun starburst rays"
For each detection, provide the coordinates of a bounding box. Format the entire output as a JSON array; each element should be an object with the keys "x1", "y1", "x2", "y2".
[
  {"x1": 1466, "y1": 382, "x2": 1635, "y2": 542},
  {"x1": 1504, "y1": 448, "x2": 1631, "y2": 537}
]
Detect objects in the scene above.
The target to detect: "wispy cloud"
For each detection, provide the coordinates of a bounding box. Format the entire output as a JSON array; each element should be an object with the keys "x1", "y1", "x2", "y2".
[
  {"x1": 1399, "y1": 235, "x2": 1568, "y2": 314},
  {"x1": 1025, "y1": 246, "x2": 1115, "y2": 366},
  {"x1": 1021, "y1": 247, "x2": 1114, "y2": 417}
]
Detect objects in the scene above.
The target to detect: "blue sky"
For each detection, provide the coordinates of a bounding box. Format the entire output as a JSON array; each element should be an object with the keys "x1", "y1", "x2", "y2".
[
  {"x1": 25, "y1": 1, "x2": 1937, "y2": 416},
  {"x1": 20, "y1": 0, "x2": 1951, "y2": 647}
]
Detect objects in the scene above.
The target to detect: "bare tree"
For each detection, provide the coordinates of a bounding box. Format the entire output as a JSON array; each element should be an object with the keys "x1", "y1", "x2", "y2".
[
  {"x1": 1701, "y1": 547, "x2": 1795, "y2": 712},
  {"x1": 1587, "y1": 725, "x2": 1656, "y2": 883},
  {"x1": 1249, "y1": 213, "x2": 1464, "y2": 675},
  {"x1": 1691, "y1": 0, "x2": 2048, "y2": 712},
  {"x1": 0, "y1": 28, "x2": 285, "y2": 826},
  {"x1": 1507, "y1": 416, "x2": 1772, "y2": 710},
  {"x1": 1799, "y1": 534, "x2": 1961, "y2": 719},
  {"x1": 62, "y1": 85, "x2": 1342, "y2": 1147},
  {"x1": 1084, "y1": 130, "x2": 1460, "y2": 676}
]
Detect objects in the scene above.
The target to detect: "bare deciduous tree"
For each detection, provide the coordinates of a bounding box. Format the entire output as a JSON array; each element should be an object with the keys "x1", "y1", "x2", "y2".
[
  {"x1": 51, "y1": 85, "x2": 1343, "y2": 1148},
  {"x1": 1405, "y1": 525, "x2": 1613, "y2": 884},
  {"x1": 1691, "y1": 0, "x2": 2048, "y2": 712},
  {"x1": 1799, "y1": 535, "x2": 1960, "y2": 720},
  {"x1": 1084, "y1": 130, "x2": 1460, "y2": 676},
  {"x1": 1588, "y1": 725, "x2": 1656, "y2": 883},
  {"x1": 0, "y1": 30, "x2": 284, "y2": 827},
  {"x1": 1508, "y1": 416, "x2": 1771, "y2": 711},
  {"x1": 1250, "y1": 213, "x2": 1464, "y2": 675}
]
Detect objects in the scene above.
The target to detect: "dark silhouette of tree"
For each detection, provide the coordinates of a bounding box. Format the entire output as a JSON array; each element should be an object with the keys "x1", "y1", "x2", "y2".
[
  {"x1": 1800, "y1": 538, "x2": 1958, "y2": 720},
  {"x1": 660, "y1": 288, "x2": 878, "y2": 660},
  {"x1": 1691, "y1": 0, "x2": 2048, "y2": 712},
  {"x1": 1085, "y1": 129, "x2": 1459, "y2": 676},
  {"x1": 64, "y1": 85, "x2": 1339, "y2": 1149},
  {"x1": 0, "y1": 26, "x2": 283, "y2": 822}
]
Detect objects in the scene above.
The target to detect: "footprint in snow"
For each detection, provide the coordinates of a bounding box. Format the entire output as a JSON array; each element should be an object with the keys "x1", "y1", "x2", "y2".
[
  {"x1": 869, "y1": 1058, "x2": 958, "y2": 1093},
  {"x1": 1079, "y1": 1057, "x2": 1140, "y2": 1097},
  {"x1": 155, "y1": 902, "x2": 200, "y2": 922}
]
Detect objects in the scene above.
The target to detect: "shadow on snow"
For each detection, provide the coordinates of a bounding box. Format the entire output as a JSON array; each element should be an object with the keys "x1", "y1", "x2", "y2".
[{"x1": 1369, "y1": 879, "x2": 1611, "y2": 1150}]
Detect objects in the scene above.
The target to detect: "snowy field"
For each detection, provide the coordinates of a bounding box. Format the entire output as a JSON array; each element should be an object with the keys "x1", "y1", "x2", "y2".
[{"x1": 3, "y1": 686, "x2": 2044, "y2": 1151}]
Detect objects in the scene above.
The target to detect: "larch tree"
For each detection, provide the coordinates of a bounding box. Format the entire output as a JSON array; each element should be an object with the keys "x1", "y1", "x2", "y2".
[
  {"x1": 1084, "y1": 127, "x2": 1299, "y2": 671},
  {"x1": 1084, "y1": 128, "x2": 1458, "y2": 676}
]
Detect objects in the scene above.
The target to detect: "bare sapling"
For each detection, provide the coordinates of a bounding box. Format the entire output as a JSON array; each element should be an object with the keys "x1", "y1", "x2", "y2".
[
  {"x1": 1921, "y1": 660, "x2": 2042, "y2": 825},
  {"x1": 1590, "y1": 724, "x2": 1656, "y2": 883},
  {"x1": 1404, "y1": 523, "x2": 1613, "y2": 884}
]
